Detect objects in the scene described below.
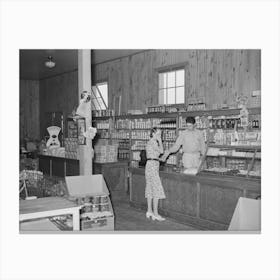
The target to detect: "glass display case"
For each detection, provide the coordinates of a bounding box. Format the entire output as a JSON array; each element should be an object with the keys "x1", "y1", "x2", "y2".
[{"x1": 199, "y1": 145, "x2": 261, "y2": 178}]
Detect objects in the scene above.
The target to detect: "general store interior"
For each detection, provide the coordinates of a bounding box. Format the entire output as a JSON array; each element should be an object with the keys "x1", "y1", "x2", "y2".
[{"x1": 19, "y1": 49, "x2": 261, "y2": 232}]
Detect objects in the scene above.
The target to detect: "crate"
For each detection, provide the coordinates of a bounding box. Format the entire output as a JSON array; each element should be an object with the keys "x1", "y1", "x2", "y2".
[{"x1": 65, "y1": 175, "x2": 115, "y2": 231}]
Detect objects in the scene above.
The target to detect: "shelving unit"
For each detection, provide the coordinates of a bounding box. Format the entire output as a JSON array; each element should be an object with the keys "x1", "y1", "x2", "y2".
[{"x1": 93, "y1": 107, "x2": 261, "y2": 178}]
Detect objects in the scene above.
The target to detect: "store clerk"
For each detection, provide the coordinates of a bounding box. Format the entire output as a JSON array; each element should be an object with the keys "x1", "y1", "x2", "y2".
[{"x1": 162, "y1": 116, "x2": 206, "y2": 174}]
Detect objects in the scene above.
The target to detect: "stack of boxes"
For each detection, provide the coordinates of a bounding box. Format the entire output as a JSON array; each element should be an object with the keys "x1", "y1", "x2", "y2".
[
  {"x1": 94, "y1": 145, "x2": 118, "y2": 163},
  {"x1": 65, "y1": 175, "x2": 114, "y2": 231}
]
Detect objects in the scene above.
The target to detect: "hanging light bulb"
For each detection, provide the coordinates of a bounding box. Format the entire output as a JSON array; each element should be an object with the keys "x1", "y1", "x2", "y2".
[{"x1": 45, "y1": 56, "x2": 56, "y2": 68}]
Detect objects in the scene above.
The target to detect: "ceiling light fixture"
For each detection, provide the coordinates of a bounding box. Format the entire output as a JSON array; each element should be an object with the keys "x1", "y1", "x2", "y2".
[{"x1": 45, "y1": 56, "x2": 56, "y2": 68}]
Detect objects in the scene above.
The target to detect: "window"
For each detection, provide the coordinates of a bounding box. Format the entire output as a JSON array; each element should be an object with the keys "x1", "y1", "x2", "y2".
[
  {"x1": 158, "y1": 69, "x2": 185, "y2": 105},
  {"x1": 92, "y1": 82, "x2": 108, "y2": 110}
]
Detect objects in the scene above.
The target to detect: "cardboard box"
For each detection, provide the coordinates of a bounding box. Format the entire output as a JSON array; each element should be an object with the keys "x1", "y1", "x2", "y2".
[
  {"x1": 65, "y1": 175, "x2": 115, "y2": 231},
  {"x1": 66, "y1": 175, "x2": 110, "y2": 197}
]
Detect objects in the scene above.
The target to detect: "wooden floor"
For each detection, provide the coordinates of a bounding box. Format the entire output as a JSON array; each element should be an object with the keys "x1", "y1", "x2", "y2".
[{"x1": 111, "y1": 191, "x2": 196, "y2": 231}]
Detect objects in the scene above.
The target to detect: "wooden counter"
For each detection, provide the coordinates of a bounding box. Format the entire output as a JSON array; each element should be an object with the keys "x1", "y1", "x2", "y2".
[
  {"x1": 129, "y1": 167, "x2": 261, "y2": 230},
  {"x1": 93, "y1": 161, "x2": 129, "y2": 192},
  {"x1": 38, "y1": 154, "x2": 129, "y2": 193}
]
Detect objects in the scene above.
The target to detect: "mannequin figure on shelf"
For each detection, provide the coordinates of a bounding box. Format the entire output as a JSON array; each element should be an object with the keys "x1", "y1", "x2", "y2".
[{"x1": 74, "y1": 90, "x2": 91, "y2": 120}]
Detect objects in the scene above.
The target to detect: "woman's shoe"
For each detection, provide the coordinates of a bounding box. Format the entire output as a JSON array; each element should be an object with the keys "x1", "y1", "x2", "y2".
[
  {"x1": 146, "y1": 211, "x2": 154, "y2": 219},
  {"x1": 152, "y1": 214, "x2": 165, "y2": 221}
]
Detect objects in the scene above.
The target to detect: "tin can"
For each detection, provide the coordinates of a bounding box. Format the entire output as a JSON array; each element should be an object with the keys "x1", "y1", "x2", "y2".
[
  {"x1": 91, "y1": 196, "x2": 100, "y2": 204},
  {"x1": 91, "y1": 204, "x2": 99, "y2": 212},
  {"x1": 80, "y1": 206, "x2": 86, "y2": 214},
  {"x1": 83, "y1": 203, "x2": 92, "y2": 213},
  {"x1": 76, "y1": 197, "x2": 84, "y2": 205},
  {"x1": 100, "y1": 196, "x2": 109, "y2": 203},
  {"x1": 99, "y1": 204, "x2": 110, "y2": 212}
]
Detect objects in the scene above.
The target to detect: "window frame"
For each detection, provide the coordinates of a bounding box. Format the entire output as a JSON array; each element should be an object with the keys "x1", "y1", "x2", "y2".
[{"x1": 157, "y1": 65, "x2": 186, "y2": 106}]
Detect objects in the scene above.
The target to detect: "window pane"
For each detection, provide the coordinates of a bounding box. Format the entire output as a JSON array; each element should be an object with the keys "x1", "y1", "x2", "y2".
[
  {"x1": 95, "y1": 97, "x2": 102, "y2": 110},
  {"x1": 159, "y1": 73, "x2": 164, "y2": 89},
  {"x1": 97, "y1": 98, "x2": 106, "y2": 110},
  {"x1": 163, "y1": 73, "x2": 167, "y2": 88},
  {"x1": 167, "y1": 71, "x2": 175, "y2": 87},
  {"x1": 92, "y1": 98, "x2": 100, "y2": 110},
  {"x1": 159, "y1": 89, "x2": 166, "y2": 104},
  {"x1": 159, "y1": 72, "x2": 168, "y2": 88},
  {"x1": 176, "y1": 69, "x2": 184, "y2": 87},
  {"x1": 167, "y1": 88, "x2": 175, "y2": 104},
  {"x1": 97, "y1": 83, "x2": 108, "y2": 107},
  {"x1": 176, "y1": 86, "x2": 185, "y2": 104}
]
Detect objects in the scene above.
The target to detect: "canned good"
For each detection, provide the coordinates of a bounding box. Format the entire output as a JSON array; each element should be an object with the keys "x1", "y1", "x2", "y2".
[
  {"x1": 80, "y1": 206, "x2": 86, "y2": 214},
  {"x1": 84, "y1": 197, "x2": 91, "y2": 203},
  {"x1": 100, "y1": 196, "x2": 109, "y2": 203},
  {"x1": 99, "y1": 204, "x2": 110, "y2": 212},
  {"x1": 91, "y1": 196, "x2": 100, "y2": 204},
  {"x1": 76, "y1": 197, "x2": 84, "y2": 205},
  {"x1": 92, "y1": 204, "x2": 99, "y2": 212},
  {"x1": 83, "y1": 203, "x2": 92, "y2": 213}
]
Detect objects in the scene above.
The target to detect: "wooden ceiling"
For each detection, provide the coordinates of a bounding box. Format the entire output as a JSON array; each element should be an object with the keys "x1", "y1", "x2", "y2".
[{"x1": 20, "y1": 49, "x2": 145, "y2": 80}]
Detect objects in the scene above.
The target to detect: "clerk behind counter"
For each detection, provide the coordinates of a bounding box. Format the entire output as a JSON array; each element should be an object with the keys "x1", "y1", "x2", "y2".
[{"x1": 162, "y1": 116, "x2": 206, "y2": 175}]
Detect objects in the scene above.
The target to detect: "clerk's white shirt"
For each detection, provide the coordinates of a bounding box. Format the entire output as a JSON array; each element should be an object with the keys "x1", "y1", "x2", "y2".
[{"x1": 170, "y1": 129, "x2": 206, "y2": 155}]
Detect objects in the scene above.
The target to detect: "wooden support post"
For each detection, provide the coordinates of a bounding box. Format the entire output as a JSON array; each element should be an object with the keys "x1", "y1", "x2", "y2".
[
  {"x1": 196, "y1": 182, "x2": 201, "y2": 218},
  {"x1": 78, "y1": 50, "x2": 92, "y2": 175}
]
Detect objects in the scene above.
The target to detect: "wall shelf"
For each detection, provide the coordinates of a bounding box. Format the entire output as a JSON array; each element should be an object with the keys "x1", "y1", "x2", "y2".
[
  {"x1": 94, "y1": 107, "x2": 261, "y2": 173},
  {"x1": 208, "y1": 144, "x2": 261, "y2": 151}
]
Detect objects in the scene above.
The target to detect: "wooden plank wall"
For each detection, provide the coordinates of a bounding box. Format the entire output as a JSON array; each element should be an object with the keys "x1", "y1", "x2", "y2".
[
  {"x1": 20, "y1": 80, "x2": 40, "y2": 142},
  {"x1": 39, "y1": 71, "x2": 78, "y2": 138},
  {"x1": 93, "y1": 49, "x2": 261, "y2": 113}
]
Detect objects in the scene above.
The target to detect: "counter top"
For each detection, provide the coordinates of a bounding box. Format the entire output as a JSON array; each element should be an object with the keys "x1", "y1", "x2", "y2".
[
  {"x1": 38, "y1": 154, "x2": 129, "y2": 166},
  {"x1": 130, "y1": 167, "x2": 261, "y2": 191},
  {"x1": 38, "y1": 154, "x2": 78, "y2": 161}
]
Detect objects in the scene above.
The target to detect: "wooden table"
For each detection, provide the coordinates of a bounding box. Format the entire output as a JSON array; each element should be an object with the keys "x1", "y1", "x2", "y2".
[{"x1": 19, "y1": 197, "x2": 81, "y2": 231}]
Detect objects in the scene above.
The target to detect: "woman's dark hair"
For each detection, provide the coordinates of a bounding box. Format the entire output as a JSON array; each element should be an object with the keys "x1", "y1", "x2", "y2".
[
  {"x1": 186, "y1": 116, "x2": 196, "y2": 124},
  {"x1": 150, "y1": 127, "x2": 158, "y2": 138}
]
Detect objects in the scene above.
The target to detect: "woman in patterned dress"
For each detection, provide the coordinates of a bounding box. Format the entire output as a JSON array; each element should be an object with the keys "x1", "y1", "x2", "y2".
[{"x1": 145, "y1": 128, "x2": 166, "y2": 221}]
